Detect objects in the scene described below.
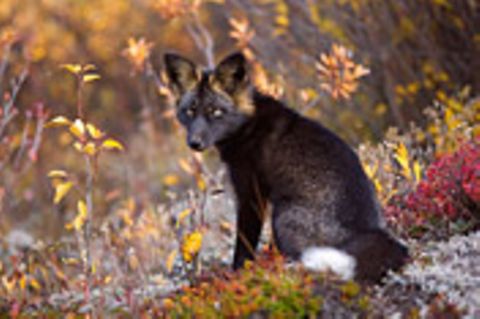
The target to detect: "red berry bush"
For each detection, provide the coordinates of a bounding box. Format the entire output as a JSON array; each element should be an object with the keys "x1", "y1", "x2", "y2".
[{"x1": 386, "y1": 137, "x2": 480, "y2": 239}]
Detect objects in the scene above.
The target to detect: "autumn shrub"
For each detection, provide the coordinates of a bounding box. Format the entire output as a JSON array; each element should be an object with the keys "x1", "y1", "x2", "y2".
[
  {"x1": 386, "y1": 137, "x2": 480, "y2": 239},
  {"x1": 359, "y1": 93, "x2": 479, "y2": 240},
  {"x1": 160, "y1": 250, "x2": 361, "y2": 318},
  {"x1": 0, "y1": 29, "x2": 47, "y2": 233}
]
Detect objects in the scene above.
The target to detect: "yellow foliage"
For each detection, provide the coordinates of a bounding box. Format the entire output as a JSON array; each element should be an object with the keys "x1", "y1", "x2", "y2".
[
  {"x1": 45, "y1": 116, "x2": 72, "y2": 128},
  {"x1": 178, "y1": 158, "x2": 195, "y2": 175},
  {"x1": 163, "y1": 298, "x2": 176, "y2": 310},
  {"x1": 394, "y1": 143, "x2": 411, "y2": 180},
  {"x1": 19, "y1": 274, "x2": 26, "y2": 291},
  {"x1": 53, "y1": 181, "x2": 73, "y2": 204},
  {"x1": 196, "y1": 175, "x2": 206, "y2": 191},
  {"x1": 176, "y1": 208, "x2": 192, "y2": 228},
  {"x1": 69, "y1": 119, "x2": 86, "y2": 140},
  {"x1": 47, "y1": 170, "x2": 68, "y2": 178},
  {"x1": 101, "y1": 138, "x2": 124, "y2": 151},
  {"x1": 163, "y1": 174, "x2": 180, "y2": 186},
  {"x1": 2, "y1": 276, "x2": 16, "y2": 292},
  {"x1": 413, "y1": 161, "x2": 422, "y2": 183},
  {"x1": 65, "y1": 200, "x2": 88, "y2": 231},
  {"x1": 82, "y1": 142, "x2": 97, "y2": 156},
  {"x1": 166, "y1": 250, "x2": 178, "y2": 272},
  {"x1": 82, "y1": 74, "x2": 101, "y2": 83},
  {"x1": 182, "y1": 231, "x2": 203, "y2": 263},
  {"x1": 61, "y1": 64, "x2": 82, "y2": 75},
  {"x1": 29, "y1": 278, "x2": 41, "y2": 292},
  {"x1": 128, "y1": 254, "x2": 140, "y2": 270},
  {"x1": 86, "y1": 123, "x2": 104, "y2": 139}
]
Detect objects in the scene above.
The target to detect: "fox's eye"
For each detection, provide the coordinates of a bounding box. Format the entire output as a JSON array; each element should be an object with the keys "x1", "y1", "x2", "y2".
[{"x1": 211, "y1": 108, "x2": 224, "y2": 118}]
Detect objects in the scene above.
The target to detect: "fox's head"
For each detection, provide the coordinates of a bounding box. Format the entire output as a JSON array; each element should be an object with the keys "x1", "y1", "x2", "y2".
[{"x1": 164, "y1": 52, "x2": 254, "y2": 151}]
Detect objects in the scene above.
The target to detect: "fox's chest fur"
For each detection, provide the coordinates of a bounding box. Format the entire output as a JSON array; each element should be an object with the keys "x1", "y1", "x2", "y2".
[{"x1": 165, "y1": 51, "x2": 409, "y2": 282}]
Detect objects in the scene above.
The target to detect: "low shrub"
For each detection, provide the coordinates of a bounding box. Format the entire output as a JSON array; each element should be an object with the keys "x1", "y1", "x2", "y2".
[{"x1": 386, "y1": 137, "x2": 480, "y2": 239}]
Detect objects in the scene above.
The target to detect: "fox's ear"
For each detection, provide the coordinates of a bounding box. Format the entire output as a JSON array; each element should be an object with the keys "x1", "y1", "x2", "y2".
[
  {"x1": 164, "y1": 53, "x2": 200, "y2": 95},
  {"x1": 212, "y1": 52, "x2": 249, "y2": 94}
]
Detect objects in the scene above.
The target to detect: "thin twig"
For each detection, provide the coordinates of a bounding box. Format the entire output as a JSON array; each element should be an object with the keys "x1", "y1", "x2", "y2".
[
  {"x1": 186, "y1": 12, "x2": 215, "y2": 68},
  {"x1": 0, "y1": 44, "x2": 12, "y2": 94},
  {"x1": 0, "y1": 64, "x2": 29, "y2": 138}
]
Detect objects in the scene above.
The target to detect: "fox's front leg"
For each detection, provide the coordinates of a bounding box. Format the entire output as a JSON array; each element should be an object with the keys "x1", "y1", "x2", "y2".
[{"x1": 230, "y1": 171, "x2": 266, "y2": 270}]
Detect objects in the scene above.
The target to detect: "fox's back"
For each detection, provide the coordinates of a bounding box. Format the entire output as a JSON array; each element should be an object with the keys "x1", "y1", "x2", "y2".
[{"x1": 220, "y1": 93, "x2": 381, "y2": 237}]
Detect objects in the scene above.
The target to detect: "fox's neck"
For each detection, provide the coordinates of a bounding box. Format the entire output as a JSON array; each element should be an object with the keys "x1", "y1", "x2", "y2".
[{"x1": 216, "y1": 90, "x2": 295, "y2": 162}]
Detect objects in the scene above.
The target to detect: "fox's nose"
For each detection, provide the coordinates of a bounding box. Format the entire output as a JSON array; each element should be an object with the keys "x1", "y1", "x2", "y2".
[{"x1": 188, "y1": 136, "x2": 205, "y2": 151}]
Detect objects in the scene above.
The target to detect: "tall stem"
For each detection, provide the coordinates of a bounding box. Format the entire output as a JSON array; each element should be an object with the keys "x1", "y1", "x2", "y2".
[{"x1": 77, "y1": 75, "x2": 85, "y2": 120}]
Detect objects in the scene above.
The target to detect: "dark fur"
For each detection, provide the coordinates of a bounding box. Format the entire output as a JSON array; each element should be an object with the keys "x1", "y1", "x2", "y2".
[{"x1": 165, "y1": 52, "x2": 409, "y2": 282}]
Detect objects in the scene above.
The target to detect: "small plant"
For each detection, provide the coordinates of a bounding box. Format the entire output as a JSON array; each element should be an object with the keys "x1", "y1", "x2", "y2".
[{"x1": 46, "y1": 63, "x2": 124, "y2": 311}]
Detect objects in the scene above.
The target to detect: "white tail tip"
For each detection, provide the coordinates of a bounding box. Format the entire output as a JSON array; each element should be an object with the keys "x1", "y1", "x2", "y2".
[{"x1": 301, "y1": 247, "x2": 356, "y2": 281}]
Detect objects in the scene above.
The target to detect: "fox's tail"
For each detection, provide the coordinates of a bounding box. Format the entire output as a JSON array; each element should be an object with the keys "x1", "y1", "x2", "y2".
[{"x1": 301, "y1": 229, "x2": 409, "y2": 283}]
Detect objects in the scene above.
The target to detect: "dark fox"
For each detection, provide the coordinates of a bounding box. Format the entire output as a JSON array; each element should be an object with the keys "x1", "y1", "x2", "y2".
[{"x1": 164, "y1": 52, "x2": 409, "y2": 282}]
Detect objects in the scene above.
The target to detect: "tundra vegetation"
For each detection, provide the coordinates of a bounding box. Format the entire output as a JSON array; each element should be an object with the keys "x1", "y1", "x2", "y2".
[{"x1": 0, "y1": 0, "x2": 478, "y2": 317}]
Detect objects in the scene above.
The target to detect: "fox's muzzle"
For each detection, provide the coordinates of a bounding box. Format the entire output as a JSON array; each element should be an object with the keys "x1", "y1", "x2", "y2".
[
  {"x1": 186, "y1": 117, "x2": 210, "y2": 151},
  {"x1": 187, "y1": 134, "x2": 206, "y2": 151}
]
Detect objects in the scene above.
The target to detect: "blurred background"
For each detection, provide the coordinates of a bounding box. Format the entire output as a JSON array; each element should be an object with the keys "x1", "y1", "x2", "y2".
[{"x1": 0, "y1": 0, "x2": 478, "y2": 244}]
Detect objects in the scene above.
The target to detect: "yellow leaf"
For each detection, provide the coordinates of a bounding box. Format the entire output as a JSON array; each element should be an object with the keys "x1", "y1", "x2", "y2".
[
  {"x1": 29, "y1": 278, "x2": 41, "y2": 291},
  {"x1": 101, "y1": 138, "x2": 124, "y2": 151},
  {"x1": 128, "y1": 254, "x2": 139, "y2": 270},
  {"x1": 77, "y1": 200, "x2": 88, "y2": 218},
  {"x1": 163, "y1": 298, "x2": 175, "y2": 310},
  {"x1": 353, "y1": 65, "x2": 370, "y2": 78},
  {"x1": 275, "y1": 15, "x2": 289, "y2": 27},
  {"x1": 61, "y1": 64, "x2": 82, "y2": 74},
  {"x1": 163, "y1": 174, "x2": 180, "y2": 187},
  {"x1": 166, "y1": 250, "x2": 177, "y2": 272},
  {"x1": 197, "y1": 176, "x2": 207, "y2": 191},
  {"x1": 394, "y1": 143, "x2": 411, "y2": 180},
  {"x1": 413, "y1": 161, "x2": 422, "y2": 183},
  {"x1": 53, "y1": 181, "x2": 73, "y2": 204},
  {"x1": 83, "y1": 64, "x2": 97, "y2": 72},
  {"x1": 363, "y1": 162, "x2": 378, "y2": 179},
  {"x1": 86, "y1": 123, "x2": 104, "y2": 139},
  {"x1": 373, "y1": 179, "x2": 383, "y2": 194},
  {"x1": 178, "y1": 158, "x2": 194, "y2": 175},
  {"x1": 444, "y1": 108, "x2": 460, "y2": 131},
  {"x1": 182, "y1": 231, "x2": 203, "y2": 263},
  {"x1": 176, "y1": 208, "x2": 192, "y2": 228},
  {"x1": 45, "y1": 116, "x2": 71, "y2": 128},
  {"x1": 83, "y1": 74, "x2": 101, "y2": 83},
  {"x1": 83, "y1": 142, "x2": 96, "y2": 156},
  {"x1": 66, "y1": 200, "x2": 87, "y2": 231},
  {"x1": 104, "y1": 275, "x2": 112, "y2": 284},
  {"x1": 220, "y1": 220, "x2": 234, "y2": 234},
  {"x1": 73, "y1": 142, "x2": 83, "y2": 152},
  {"x1": 48, "y1": 170, "x2": 68, "y2": 178},
  {"x1": 2, "y1": 276, "x2": 16, "y2": 292},
  {"x1": 19, "y1": 274, "x2": 26, "y2": 291},
  {"x1": 120, "y1": 211, "x2": 133, "y2": 226},
  {"x1": 69, "y1": 119, "x2": 86, "y2": 140}
]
